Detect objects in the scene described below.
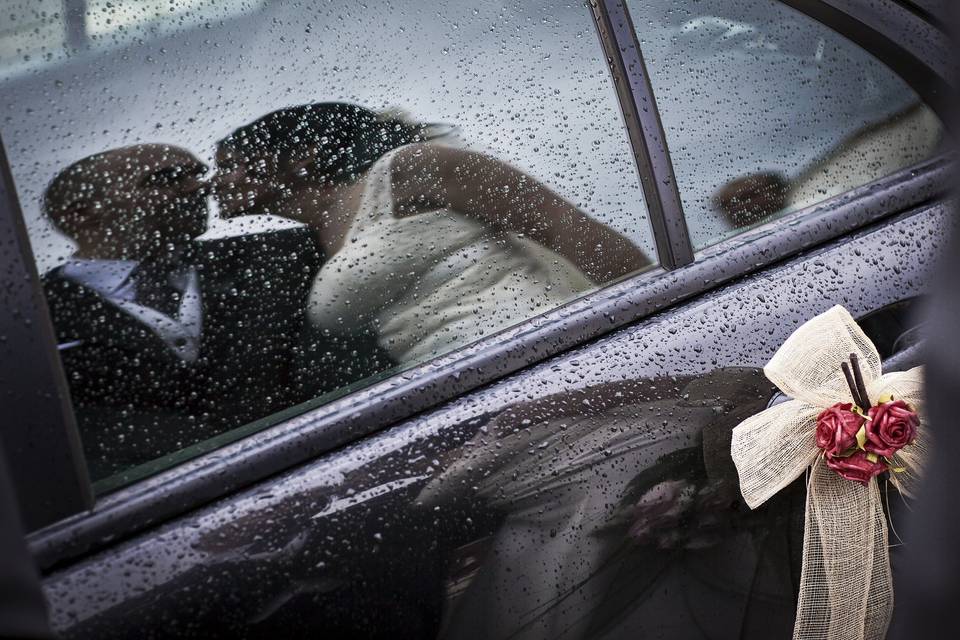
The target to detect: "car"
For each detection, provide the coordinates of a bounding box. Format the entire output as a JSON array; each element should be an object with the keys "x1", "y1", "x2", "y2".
[{"x1": 0, "y1": 0, "x2": 953, "y2": 638}]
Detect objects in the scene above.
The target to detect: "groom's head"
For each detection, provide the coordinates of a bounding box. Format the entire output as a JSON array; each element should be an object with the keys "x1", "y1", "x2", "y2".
[{"x1": 45, "y1": 144, "x2": 209, "y2": 261}]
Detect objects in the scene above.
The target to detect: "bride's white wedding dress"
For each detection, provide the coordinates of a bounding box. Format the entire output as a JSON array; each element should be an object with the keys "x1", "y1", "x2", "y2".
[{"x1": 306, "y1": 147, "x2": 592, "y2": 366}]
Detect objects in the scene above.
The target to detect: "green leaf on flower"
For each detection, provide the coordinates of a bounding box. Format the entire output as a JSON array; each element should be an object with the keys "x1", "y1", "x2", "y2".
[
  {"x1": 856, "y1": 425, "x2": 867, "y2": 450},
  {"x1": 866, "y1": 452, "x2": 879, "y2": 463}
]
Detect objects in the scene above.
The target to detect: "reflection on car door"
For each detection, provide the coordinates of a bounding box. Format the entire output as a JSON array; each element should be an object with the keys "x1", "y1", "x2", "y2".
[{"x1": 42, "y1": 203, "x2": 950, "y2": 639}]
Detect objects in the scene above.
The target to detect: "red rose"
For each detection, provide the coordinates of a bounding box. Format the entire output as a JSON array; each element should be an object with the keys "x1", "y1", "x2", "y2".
[
  {"x1": 815, "y1": 403, "x2": 863, "y2": 456},
  {"x1": 824, "y1": 450, "x2": 887, "y2": 486},
  {"x1": 865, "y1": 399, "x2": 918, "y2": 458}
]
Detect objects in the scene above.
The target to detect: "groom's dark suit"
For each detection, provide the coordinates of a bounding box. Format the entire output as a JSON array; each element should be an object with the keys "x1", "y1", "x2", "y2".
[{"x1": 44, "y1": 225, "x2": 323, "y2": 481}]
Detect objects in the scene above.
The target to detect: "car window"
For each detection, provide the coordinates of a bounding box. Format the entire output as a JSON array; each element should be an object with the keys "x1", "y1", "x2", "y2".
[
  {"x1": 626, "y1": 0, "x2": 946, "y2": 250},
  {"x1": 0, "y1": 0, "x2": 658, "y2": 492}
]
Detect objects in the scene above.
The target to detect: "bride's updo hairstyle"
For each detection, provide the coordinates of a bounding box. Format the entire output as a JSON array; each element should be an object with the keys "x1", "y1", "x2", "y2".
[{"x1": 217, "y1": 102, "x2": 428, "y2": 186}]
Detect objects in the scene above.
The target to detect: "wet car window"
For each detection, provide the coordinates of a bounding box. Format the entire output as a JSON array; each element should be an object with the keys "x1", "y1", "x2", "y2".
[
  {"x1": 627, "y1": 0, "x2": 946, "y2": 249},
  {"x1": 0, "y1": 1, "x2": 657, "y2": 491}
]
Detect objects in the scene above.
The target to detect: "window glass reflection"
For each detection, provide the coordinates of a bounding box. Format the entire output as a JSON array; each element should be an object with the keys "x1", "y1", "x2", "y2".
[
  {"x1": 1, "y1": 1, "x2": 657, "y2": 489},
  {"x1": 627, "y1": 0, "x2": 946, "y2": 249}
]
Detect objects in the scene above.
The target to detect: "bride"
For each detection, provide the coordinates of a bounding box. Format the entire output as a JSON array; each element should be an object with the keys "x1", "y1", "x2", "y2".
[{"x1": 215, "y1": 103, "x2": 651, "y2": 366}]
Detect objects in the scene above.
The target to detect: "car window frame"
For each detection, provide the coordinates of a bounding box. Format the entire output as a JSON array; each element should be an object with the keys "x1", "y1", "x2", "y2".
[
  {"x1": 0, "y1": 136, "x2": 93, "y2": 531},
  {"x1": 0, "y1": 0, "x2": 949, "y2": 568},
  {"x1": 592, "y1": 0, "x2": 694, "y2": 270}
]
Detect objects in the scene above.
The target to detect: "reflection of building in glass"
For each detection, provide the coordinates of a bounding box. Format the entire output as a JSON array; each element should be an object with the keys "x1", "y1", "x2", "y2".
[
  {"x1": 0, "y1": 0, "x2": 265, "y2": 81},
  {"x1": 0, "y1": 0, "x2": 66, "y2": 78}
]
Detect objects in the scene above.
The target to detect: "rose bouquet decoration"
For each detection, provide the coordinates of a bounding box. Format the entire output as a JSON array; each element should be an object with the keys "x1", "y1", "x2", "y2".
[{"x1": 731, "y1": 305, "x2": 926, "y2": 640}]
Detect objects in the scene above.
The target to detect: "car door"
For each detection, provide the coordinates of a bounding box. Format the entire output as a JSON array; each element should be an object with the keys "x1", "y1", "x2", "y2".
[
  {"x1": 0, "y1": 0, "x2": 952, "y2": 638},
  {"x1": 34, "y1": 208, "x2": 948, "y2": 640}
]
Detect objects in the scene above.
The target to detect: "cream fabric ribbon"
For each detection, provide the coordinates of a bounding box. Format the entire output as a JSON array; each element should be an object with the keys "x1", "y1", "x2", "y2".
[{"x1": 731, "y1": 305, "x2": 926, "y2": 640}]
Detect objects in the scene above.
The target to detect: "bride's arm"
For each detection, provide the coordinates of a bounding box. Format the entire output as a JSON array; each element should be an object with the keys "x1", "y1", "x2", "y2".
[{"x1": 388, "y1": 143, "x2": 652, "y2": 283}]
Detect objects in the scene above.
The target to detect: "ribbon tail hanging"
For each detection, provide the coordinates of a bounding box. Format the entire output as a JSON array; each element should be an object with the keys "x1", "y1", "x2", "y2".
[{"x1": 793, "y1": 459, "x2": 893, "y2": 640}]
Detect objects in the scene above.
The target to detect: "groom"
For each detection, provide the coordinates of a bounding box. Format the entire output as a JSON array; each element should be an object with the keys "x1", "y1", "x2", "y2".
[{"x1": 42, "y1": 144, "x2": 322, "y2": 480}]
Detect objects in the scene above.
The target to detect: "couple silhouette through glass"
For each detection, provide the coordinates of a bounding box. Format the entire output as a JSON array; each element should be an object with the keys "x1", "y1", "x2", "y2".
[{"x1": 41, "y1": 102, "x2": 651, "y2": 483}]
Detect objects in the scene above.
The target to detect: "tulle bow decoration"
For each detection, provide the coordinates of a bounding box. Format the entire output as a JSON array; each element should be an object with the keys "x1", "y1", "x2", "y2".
[{"x1": 731, "y1": 305, "x2": 925, "y2": 640}]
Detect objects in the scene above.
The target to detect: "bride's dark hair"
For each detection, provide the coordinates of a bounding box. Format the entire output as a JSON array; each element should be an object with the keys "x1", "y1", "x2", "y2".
[{"x1": 217, "y1": 102, "x2": 431, "y2": 184}]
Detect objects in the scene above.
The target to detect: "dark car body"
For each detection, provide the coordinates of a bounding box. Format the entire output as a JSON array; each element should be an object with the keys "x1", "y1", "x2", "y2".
[{"x1": 0, "y1": 1, "x2": 954, "y2": 638}]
